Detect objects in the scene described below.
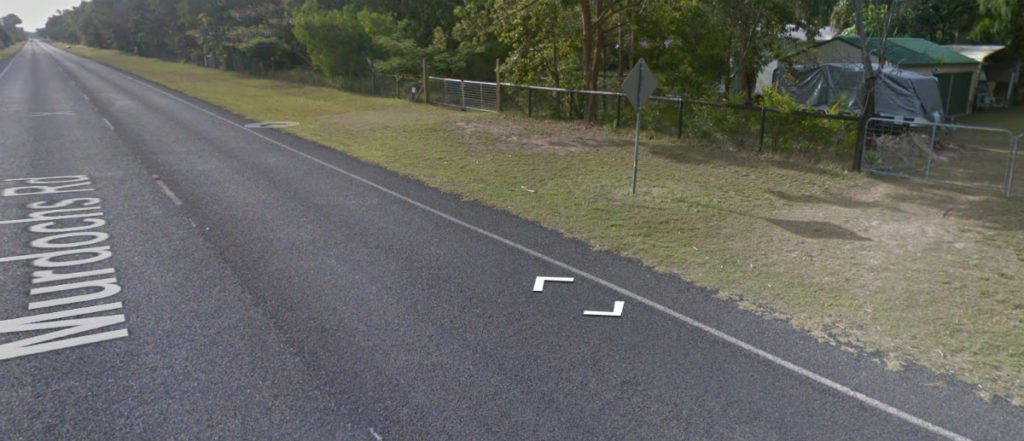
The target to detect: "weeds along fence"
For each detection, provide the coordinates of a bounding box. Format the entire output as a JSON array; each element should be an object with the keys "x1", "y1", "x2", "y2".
[
  {"x1": 424, "y1": 76, "x2": 858, "y2": 156},
  {"x1": 862, "y1": 117, "x2": 1022, "y2": 197},
  {"x1": 267, "y1": 68, "x2": 424, "y2": 101},
  {"x1": 346, "y1": 73, "x2": 423, "y2": 101}
]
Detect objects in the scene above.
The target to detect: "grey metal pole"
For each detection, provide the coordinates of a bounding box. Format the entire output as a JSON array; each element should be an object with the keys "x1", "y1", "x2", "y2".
[
  {"x1": 631, "y1": 70, "x2": 644, "y2": 195},
  {"x1": 632, "y1": 106, "x2": 642, "y2": 195},
  {"x1": 1005, "y1": 134, "x2": 1019, "y2": 197},
  {"x1": 495, "y1": 59, "x2": 502, "y2": 112}
]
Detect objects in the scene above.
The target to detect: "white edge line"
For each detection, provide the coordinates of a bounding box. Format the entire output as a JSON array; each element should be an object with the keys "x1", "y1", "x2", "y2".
[
  {"x1": 67, "y1": 49, "x2": 973, "y2": 441},
  {"x1": 0, "y1": 43, "x2": 24, "y2": 83},
  {"x1": 153, "y1": 178, "x2": 183, "y2": 206},
  {"x1": 103, "y1": 118, "x2": 114, "y2": 130}
]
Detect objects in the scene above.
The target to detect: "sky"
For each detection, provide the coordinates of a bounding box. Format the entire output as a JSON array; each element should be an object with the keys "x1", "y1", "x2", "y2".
[{"x1": 2, "y1": 0, "x2": 83, "y2": 32}]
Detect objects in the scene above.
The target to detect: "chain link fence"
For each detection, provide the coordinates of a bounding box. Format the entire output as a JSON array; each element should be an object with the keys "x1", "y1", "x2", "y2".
[{"x1": 861, "y1": 117, "x2": 1020, "y2": 196}]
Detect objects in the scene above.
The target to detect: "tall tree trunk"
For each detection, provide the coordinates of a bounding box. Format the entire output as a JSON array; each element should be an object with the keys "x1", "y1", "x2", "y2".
[
  {"x1": 852, "y1": 0, "x2": 897, "y2": 171},
  {"x1": 580, "y1": 0, "x2": 597, "y2": 122}
]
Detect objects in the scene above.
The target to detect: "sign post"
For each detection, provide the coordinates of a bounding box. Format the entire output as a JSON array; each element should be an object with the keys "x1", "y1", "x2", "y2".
[{"x1": 621, "y1": 59, "x2": 657, "y2": 195}]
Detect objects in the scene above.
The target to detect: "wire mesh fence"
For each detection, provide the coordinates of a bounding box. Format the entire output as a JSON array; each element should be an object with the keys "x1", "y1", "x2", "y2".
[
  {"x1": 496, "y1": 84, "x2": 857, "y2": 155},
  {"x1": 347, "y1": 74, "x2": 421, "y2": 100},
  {"x1": 861, "y1": 117, "x2": 1019, "y2": 196},
  {"x1": 428, "y1": 77, "x2": 499, "y2": 112}
]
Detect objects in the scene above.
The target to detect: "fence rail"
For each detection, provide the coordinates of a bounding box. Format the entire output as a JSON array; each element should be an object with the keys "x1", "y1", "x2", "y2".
[
  {"x1": 446, "y1": 81, "x2": 860, "y2": 155},
  {"x1": 428, "y1": 77, "x2": 499, "y2": 112}
]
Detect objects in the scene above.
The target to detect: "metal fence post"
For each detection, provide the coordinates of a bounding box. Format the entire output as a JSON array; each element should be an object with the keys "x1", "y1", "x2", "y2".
[
  {"x1": 422, "y1": 59, "x2": 429, "y2": 104},
  {"x1": 758, "y1": 106, "x2": 767, "y2": 153},
  {"x1": 615, "y1": 95, "x2": 621, "y2": 129},
  {"x1": 460, "y1": 80, "x2": 466, "y2": 111},
  {"x1": 569, "y1": 91, "x2": 575, "y2": 119},
  {"x1": 495, "y1": 59, "x2": 502, "y2": 112},
  {"x1": 676, "y1": 99, "x2": 685, "y2": 139},
  {"x1": 1007, "y1": 133, "x2": 1021, "y2": 197},
  {"x1": 528, "y1": 87, "x2": 533, "y2": 117},
  {"x1": 925, "y1": 123, "x2": 938, "y2": 178}
]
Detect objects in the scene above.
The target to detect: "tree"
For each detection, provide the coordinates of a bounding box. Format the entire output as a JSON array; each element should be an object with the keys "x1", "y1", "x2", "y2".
[
  {"x1": 1, "y1": 14, "x2": 26, "y2": 48},
  {"x1": 293, "y1": 3, "x2": 374, "y2": 77},
  {"x1": 456, "y1": 0, "x2": 642, "y2": 120},
  {"x1": 578, "y1": 0, "x2": 644, "y2": 121},
  {"x1": 455, "y1": 0, "x2": 581, "y2": 87},
  {"x1": 972, "y1": 0, "x2": 1024, "y2": 52},
  {"x1": 851, "y1": 0, "x2": 896, "y2": 171},
  {"x1": 634, "y1": 1, "x2": 732, "y2": 98},
  {"x1": 893, "y1": 0, "x2": 978, "y2": 43},
  {"x1": 834, "y1": 0, "x2": 980, "y2": 43}
]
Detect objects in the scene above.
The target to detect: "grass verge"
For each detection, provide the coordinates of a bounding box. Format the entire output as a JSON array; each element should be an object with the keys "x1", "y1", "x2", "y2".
[
  {"x1": 961, "y1": 105, "x2": 1024, "y2": 134},
  {"x1": 66, "y1": 45, "x2": 1024, "y2": 405},
  {"x1": 0, "y1": 41, "x2": 25, "y2": 62}
]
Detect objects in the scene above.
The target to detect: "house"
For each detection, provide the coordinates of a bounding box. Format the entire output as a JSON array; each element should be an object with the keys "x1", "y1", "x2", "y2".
[
  {"x1": 794, "y1": 36, "x2": 981, "y2": 116},
  {"x1": 945, "y1": 45, "x2": 1020, "y2": 109}
]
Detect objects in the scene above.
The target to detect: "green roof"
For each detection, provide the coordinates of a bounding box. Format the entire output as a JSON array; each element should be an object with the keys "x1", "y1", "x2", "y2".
[{"x1": 835, "y1": 36, "x2": 978, "y2": 66}]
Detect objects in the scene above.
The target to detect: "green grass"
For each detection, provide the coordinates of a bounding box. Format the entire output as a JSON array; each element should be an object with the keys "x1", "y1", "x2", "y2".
[
  {"x1": 0, "y1": 41, "x2": 25, "y2": 61},
  {"x1": 66, "y1": 45, "x2": 1024, "y2": 406},
  {"x1": 960, "y1": 105, "x2": 1024, "y2": 133}
]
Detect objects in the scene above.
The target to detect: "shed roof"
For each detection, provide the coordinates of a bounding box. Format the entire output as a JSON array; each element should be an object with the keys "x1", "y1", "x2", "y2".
[
  {"x1": 944, "y1": 45, "x2": 1006, "y2": 63},
  {"x1": 832, "y1": 36, "x2": 978, "y2": 66}
]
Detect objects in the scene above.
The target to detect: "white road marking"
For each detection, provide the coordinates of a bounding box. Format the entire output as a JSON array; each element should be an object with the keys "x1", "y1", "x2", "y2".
[
  {"x1": 103, "y1": 118, "x2": 114, "y2": 130},
  {"x1": 369, "y1": 428, "x2": 383, "y2": 441},
  {"x1": 62, "y1": 47, "x2": 972, "y2": 441},
  {"x1": 533, "y1": 276, "x2": 574, "y2": 292},
  {"x1": 153, "y1": 176, "x2": 182, "y2": 206},
  {"x1": 0, "y1": 45, "x2": 23, "y2": 83},
  {"x1": 244, "y1": 121, "x2": 300, "y2": 129},
  {"x1": 29, "y1": 111, "x2": 75, "y2": 117},
  {"x1": 584, "y1": 301, "x2": 624, "y2": 317}
]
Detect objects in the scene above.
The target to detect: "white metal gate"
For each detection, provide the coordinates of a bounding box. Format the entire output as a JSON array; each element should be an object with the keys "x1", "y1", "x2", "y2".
[
  {"x1": 861, "y1": 117, "x2": 1019, "y2": 197},
  {"x1": 428, "y1": 77, "x2": 498, "y2": 112}
]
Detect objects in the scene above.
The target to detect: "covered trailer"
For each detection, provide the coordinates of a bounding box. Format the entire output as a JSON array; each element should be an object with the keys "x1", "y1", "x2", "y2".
[{"x1": 776, "y1": 63, "x2": 945, "y2": 123}]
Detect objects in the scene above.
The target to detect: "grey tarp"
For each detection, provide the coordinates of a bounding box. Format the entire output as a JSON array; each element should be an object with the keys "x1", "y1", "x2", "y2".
[{"x1": 776, "y1": 63, "x2": 945, "y2": 121}]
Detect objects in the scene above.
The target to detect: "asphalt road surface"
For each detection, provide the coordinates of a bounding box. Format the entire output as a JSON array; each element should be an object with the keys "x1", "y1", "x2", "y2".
[{"x1": 1, "y1": 40, "x2": 1022, "y2": 441}]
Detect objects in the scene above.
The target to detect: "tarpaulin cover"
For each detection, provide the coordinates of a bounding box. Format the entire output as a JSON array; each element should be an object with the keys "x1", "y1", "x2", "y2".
[{"x1": 776, "y1": 63, "x2": 944, "y2": 121}]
